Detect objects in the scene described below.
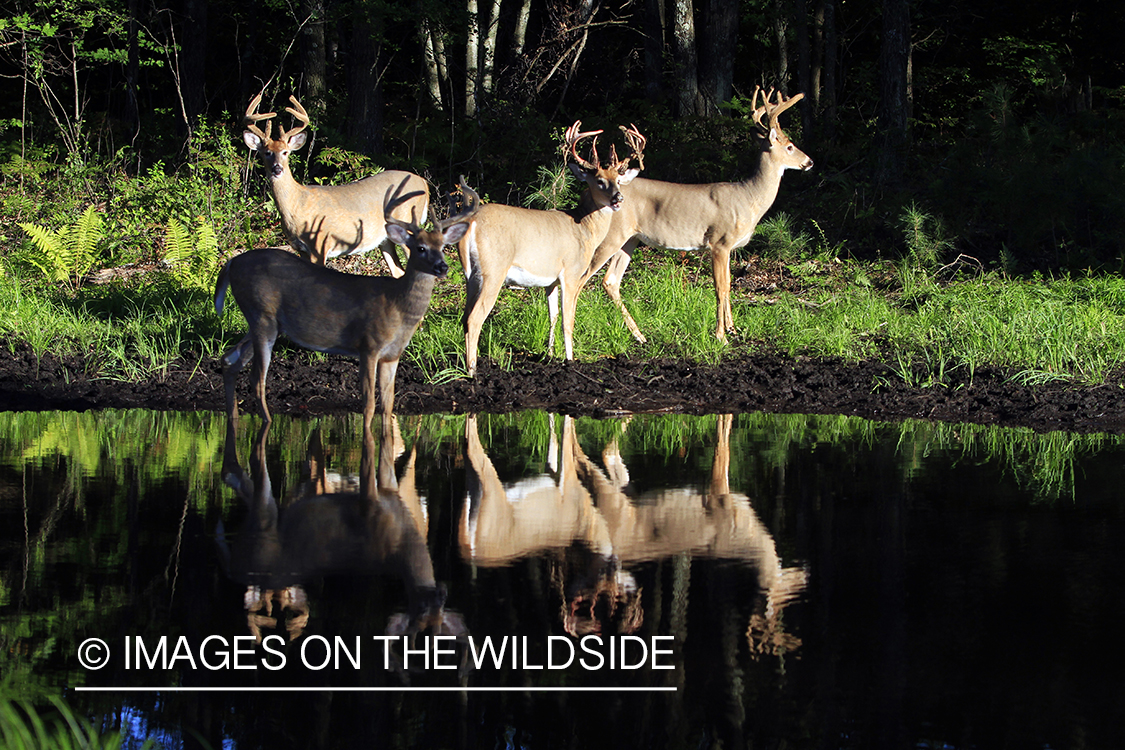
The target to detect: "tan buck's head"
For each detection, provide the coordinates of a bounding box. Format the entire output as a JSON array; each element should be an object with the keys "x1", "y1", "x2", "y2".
[
  {"x1": 383, "y1": 176, "x2": 481, "y2": 279},
  {"x1": 565, "y1": 121, "x2": 646, "y2": 212},
  {"x1": 242, "y1": 94, "x2": 311, "y2": 179},
  {"x1": 752, "y1": 87, "x2": 814, "y2": 174}
]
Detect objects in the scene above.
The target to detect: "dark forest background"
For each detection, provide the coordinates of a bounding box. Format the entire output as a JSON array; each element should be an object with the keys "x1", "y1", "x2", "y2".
[{"x1": 3, "y1": 0, "x2": 1125, "y2": 269}]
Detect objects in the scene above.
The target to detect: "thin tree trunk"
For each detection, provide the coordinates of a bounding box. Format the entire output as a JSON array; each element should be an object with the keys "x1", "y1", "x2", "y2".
[
  {"x1": 513, "y1": 0, "x2": 532, "y2": 56},
  {"x1": 672, "y1": 0, "x2": 704, "y2": 117},
  {"x1": 481, "y1": 0, "x2": 502, "y2": 94},
  {"x1": 465, "y1": 0, "x2": 479, "y2": 117},
  {"x1": 125, "y1": 0, "x2": 140, "y2": 142},
  {"x1": 878, "y1": 0, "x2": 910, "y2": 183},
  {"x1": 822, "y1": 0, "x2": 837, "y2": 137},
  {"x1": 793, "y1": 0, "x2": 813, "y2": 132},
  {"x1": 772, "y1": 0, "x2": 789, "y2": 92},
  {"x1": 346, "y1": 15, "x2": 383, "y2": 155},
  {"x1": 643, "y1": 0, "x2": 664, "y2": 103},
  {"x1": 300, "y1": 0, "x2": 327, "y2": 117},
  {"x1": 812, "y1": 0, "x2": 824, "y2": 105},
  {"x1": 179, "y1": 0, "x2": 207, "y2": 133},
  {"x1": 703, "y1": 0, "x2": 738, "y2": 114},
  {"x1": 422, "y1": 18, "x2": 443, "y2": 109}
]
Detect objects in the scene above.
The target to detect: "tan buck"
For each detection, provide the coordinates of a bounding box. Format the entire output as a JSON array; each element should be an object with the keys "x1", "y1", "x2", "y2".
[
  {"x1": 459, "y1": 412, "x2": 807, "y2": 642},
  {"x1": 215, "y1": 177, "x2": 479, "y2": 431},
  {"x1": 243, "y1": 93, "x2": 430, "y2": 275},
  {"x1": 582, "y1": 87, "x2": 814, "y2": 342},
  {"x1": 458, "y1": 121, "x2": 645, "y2": 376}
]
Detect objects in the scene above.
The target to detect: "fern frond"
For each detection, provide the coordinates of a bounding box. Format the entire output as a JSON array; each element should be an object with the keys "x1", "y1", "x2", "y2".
[
  {"x1": 17, "y1": 221, "x2": 68, "y2": 282},
  {"x1": 164, "y1": 218, "x2": 192, "y2": 265},
  {"x1": 193, "y1": 220, "x2": 218, "y2": 261},
  {"x1": 69, "y1": 204, "x2": 104, "y2": 279}
]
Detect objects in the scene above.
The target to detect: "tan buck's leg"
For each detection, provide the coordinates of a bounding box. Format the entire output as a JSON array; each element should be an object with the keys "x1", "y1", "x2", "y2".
[{"x1": 601, "y1": 240, "x2": 646, "y2": 344}]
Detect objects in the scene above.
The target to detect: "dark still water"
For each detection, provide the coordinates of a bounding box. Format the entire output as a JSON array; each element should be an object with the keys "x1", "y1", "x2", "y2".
[{"x1": 1, "y1": 409, "x2": 1124, "y2": 749}]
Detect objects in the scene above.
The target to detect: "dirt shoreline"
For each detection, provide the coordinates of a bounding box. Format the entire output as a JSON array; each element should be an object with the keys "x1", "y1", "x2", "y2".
[{"x1": 2, "y1": 338, "x2": 1123, "y2": 434}]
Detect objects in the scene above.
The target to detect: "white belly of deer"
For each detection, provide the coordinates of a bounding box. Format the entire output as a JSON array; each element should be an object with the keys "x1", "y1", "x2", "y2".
[
  {"x1": 505, "y1": 266, "x2": 557, "y2": 288},
  {"x1": 638, "y1": 233, "x2": 705, "y2": 252}
]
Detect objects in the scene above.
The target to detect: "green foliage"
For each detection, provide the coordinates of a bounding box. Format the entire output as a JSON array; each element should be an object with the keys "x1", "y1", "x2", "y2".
[
  {"x1": 164, "y1": 217, "x2": 220, "y2": 291},
  {"x1": 524, "y1": 163, "x2": 580, "y2": 211},
  {"x1": 753, "y1": 214, "x2": 813, "y2": 262},
  {"x1": 898, "y1": 204, "x2": 956, "y2": 269},
  {"x1": 0, "y1": 694, "x2": 155, "y2": 750},
  {"x1": 313, "y1": 146, "x2": 381, "y2": 185},
  {"x1": 929, "y1": 84, "x2": 1125, "y2": 269},
  {"x1": 16, "y1": 204, "x2": 105, "y2": 287}
]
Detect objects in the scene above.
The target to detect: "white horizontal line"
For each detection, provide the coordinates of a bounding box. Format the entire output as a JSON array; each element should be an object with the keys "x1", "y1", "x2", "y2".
[{"x1": 75, "y1": 686, "x2": 676, "y2": 693}]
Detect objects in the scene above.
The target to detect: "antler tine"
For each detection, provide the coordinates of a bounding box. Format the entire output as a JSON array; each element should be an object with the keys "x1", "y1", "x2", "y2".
[
  {"x1": 244, "y1": 92, "x2": 277, "y2": 141},
  {"x1": 383, "y1": 176, "x2": 426, "y2": 235},
  {"x1": 619, "y1": 123, "x2": 646, "y2": 172},
  {"x1": 281, "y1": 95, "x2": 311, "y2": 141},
  {"x1": 767, "y1": 90, "x2": 804, "y2": 127},
  {"x1": 438, "y1": 176, "x2": 481, "y2": 231},
  {"x1": 564, "y1": 120, "x2": 603, "y2": 172},
  {"x1": 750, "y1": 85, "x2": 769, "y2": 130}
]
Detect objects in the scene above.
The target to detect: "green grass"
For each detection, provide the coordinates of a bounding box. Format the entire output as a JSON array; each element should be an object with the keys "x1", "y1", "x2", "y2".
[{"x1": 3, "y1": 242, "x2": 1125, "y2": 390}]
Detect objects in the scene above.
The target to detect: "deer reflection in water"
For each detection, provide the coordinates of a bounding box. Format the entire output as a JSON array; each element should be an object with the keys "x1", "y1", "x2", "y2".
[
  {"x1": 460, "y1": 413, "x2": 807, "y2": 654},
  {"x1": 218, "y1": 416, "x2": 465, "y2": 651}
]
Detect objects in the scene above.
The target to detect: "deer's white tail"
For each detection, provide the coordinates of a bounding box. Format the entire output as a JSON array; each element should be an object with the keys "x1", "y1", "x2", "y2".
[{"x1": 214, "y1": 260, "x2": 232, "y2": 315}]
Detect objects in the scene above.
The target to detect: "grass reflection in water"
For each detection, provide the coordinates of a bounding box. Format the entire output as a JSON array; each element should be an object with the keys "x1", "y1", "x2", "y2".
[{"x1": 1, "y1": 408, "x2": 1124, "y2": 748}]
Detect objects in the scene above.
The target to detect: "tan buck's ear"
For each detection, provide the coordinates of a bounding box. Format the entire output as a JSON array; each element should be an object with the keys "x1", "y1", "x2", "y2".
[
  {"x1": 243, "y1": 131, "x2": 263, "y2": 150},
  {"x1": 442, "y1": 223, "x2": 471, "y2": 245},
  {"x1": 287, "y1": 131, "x2": 308, "y2": 151}
]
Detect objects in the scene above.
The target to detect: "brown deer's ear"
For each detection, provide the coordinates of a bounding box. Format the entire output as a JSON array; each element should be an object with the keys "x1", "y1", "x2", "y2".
[
  {"x1": 385, "y1": 223, "x2": 412, "y2": 247},
  {"x1": 243, "y1": 131, "x2": 264, "y2": 150}
]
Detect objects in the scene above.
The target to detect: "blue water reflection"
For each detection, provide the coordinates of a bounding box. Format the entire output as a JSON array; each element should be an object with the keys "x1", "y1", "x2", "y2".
[{"x1": 1, "y1": 409, "x2": 1124, "y2": 749}]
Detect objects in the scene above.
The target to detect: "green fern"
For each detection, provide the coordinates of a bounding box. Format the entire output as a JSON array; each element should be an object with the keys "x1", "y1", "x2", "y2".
[
  {"x1": 164, "y1": 217, "x2": 220, "y2": 290},
  {"x1": 17, "y1": 205, "x2": 104, "y2": 287}
]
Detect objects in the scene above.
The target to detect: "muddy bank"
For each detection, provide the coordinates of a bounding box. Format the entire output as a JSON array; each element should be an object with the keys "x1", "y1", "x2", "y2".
[{"x1": 2, "y1": 339, "x2": 1123, "y2": 434}]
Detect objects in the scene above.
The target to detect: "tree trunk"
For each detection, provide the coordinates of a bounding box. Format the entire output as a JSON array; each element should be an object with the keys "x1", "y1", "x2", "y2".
[
  {"x1": 124, "y1": 0, "x2": 140, "y2": 141},
  {"x1": 812, "y1": 0, "x2": 824, "y2": 104},
  {"x1": 481, "y1": 0, "x2": 502, "y2": 95},
  {"x1": 822, "y1": 0, "x2": 837, "y2": 137},
  {"x1": 179, "y1": 0, "x2": 207, "y2": 134},
  {"x1": 422, "y1": 18, "x2": 444, "y2": 109},
  {"x1": 465, "y1": 0, "x2": 479, "y2": 117},
  {"x1": 299, "y1": 0, "x2": 327, "y2": 117},
  {"x1": 702, "y1": 0, "x2": 738, "y2": 113},
  {"x1": 878, "y1": 0, "x2": 910, "y2": 183},
  {"x1": 772, "y1": 0, "x2": 789, "y2": 92},
  {"x1": 513, "y1": 0, "x2": 532, "y2": 56},
  {"x1": 643, "y1": 0, "x2": 664, "y2": 103},
  {"x1": 346, "y1": 15, "x2": 383, "y2": 155},
  {"x1": 793, "y1": 0, "x2": 813, "y2": 133},
  {"x1": 672, "y1": 0, "x2": 704, "y2": 117}
]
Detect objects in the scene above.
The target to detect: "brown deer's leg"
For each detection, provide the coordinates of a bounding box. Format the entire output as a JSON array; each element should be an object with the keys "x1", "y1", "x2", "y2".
[{"x1": 377, "y1": 359, "x2": 400, "y2": 418}]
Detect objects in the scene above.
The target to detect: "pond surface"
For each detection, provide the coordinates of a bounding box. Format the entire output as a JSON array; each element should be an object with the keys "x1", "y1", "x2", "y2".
[{"x1": 2, "y1": 409, "x2": 1124, "y2": 749}]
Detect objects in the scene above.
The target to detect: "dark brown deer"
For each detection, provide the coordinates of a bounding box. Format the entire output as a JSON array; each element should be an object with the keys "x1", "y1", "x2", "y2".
[{"x1": 215, "y1": 177, "x2": 479, "y2": 431}]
